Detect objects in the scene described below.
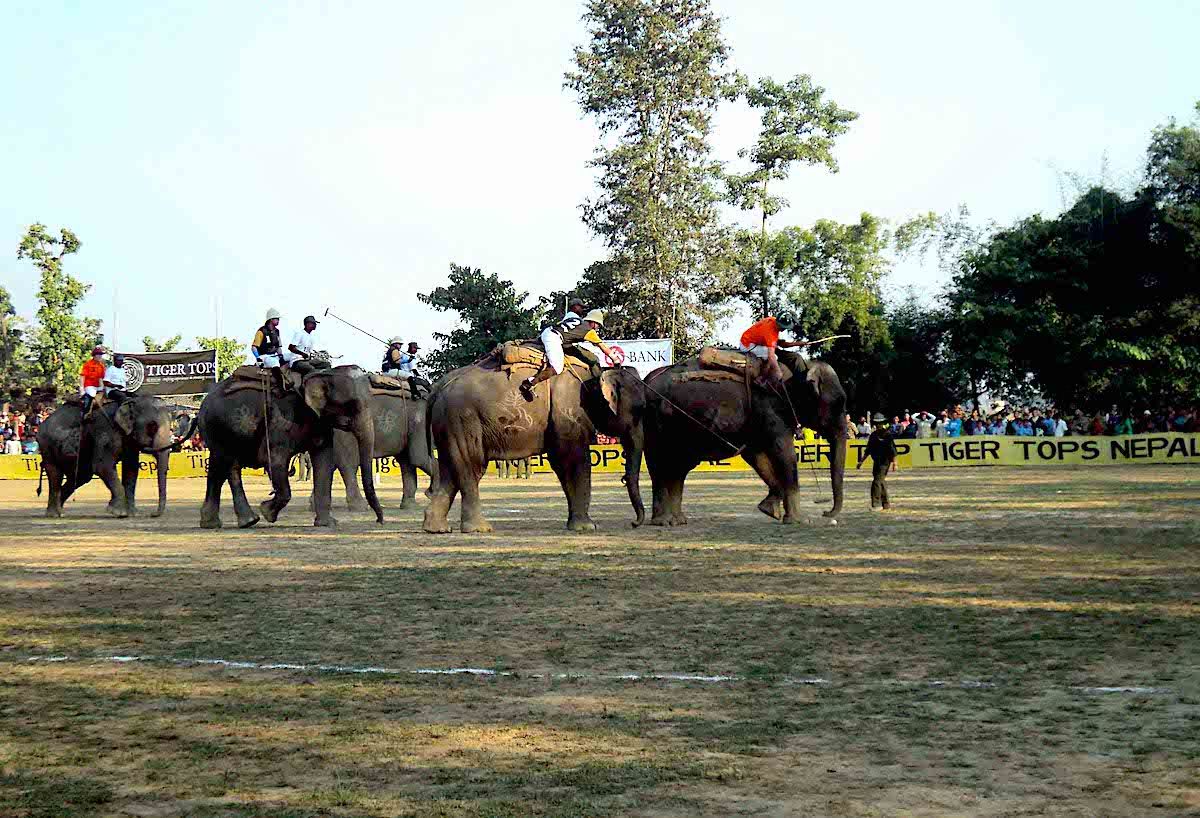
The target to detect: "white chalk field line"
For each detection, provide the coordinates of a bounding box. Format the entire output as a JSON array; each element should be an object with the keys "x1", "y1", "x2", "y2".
[{"x1": 14, "y1": 654, "x2": 1173, "y2": 695}]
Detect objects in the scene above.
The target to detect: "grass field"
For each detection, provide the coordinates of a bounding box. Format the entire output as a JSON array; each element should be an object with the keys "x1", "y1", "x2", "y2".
[{"x1": 1, "y1": 465, "x2": 1197, "y2": 817}]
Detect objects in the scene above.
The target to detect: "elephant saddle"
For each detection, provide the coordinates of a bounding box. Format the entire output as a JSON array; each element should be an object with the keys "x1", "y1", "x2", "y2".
[
  {"x1": 490, "y1": 341, "x2": 595, "y2": 380},
  {"x1": 367, "y1": 373, "x2": 428, "y2": 398},
  {"x1": 224, "y1": 365, "x2": 302, "y2": 396},
  {"x1": 697, "y1": 346, "x2": 795, "y2": 384}
]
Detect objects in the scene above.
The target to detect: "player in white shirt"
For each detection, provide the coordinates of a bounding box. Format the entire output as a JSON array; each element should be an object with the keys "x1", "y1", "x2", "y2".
[
  {"x1": 285, "y1": 315, "x2": 329, "y2": 374},
  {"x1": 103, "y1": 354, "x2": 129, "y2": 400}
]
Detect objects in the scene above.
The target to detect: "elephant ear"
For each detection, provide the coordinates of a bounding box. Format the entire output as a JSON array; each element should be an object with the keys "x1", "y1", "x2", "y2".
[
  {"x1": 599, "y1": 370, "x2": 622, "y2": 417},
  {"x1": 114, "y1": 401, "x2": 137, "y2": 436},
  {"x1": 303, "y1": 375, "x2": 329, "y2": 417}
]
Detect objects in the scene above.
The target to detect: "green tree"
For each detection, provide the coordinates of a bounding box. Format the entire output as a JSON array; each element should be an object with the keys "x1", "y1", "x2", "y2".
[
  {"x1": 418, "y1": 264, "x2": 545, "y2": 378},
  {"x1": 567, "y1": 0, "x2": 742, "y2": 352},
  {"x1": 16, "y1": 224, "x2": 101, "y2": 391},
  {"x1": 0, "y1": 286, "x2": 31, "y2": 402},
  {"x1": 195, "y1": 336, "x2": 245, "y2": 381},
  {"x1": 726, "y1": 74, "x2": 858, "y2": 316},
  {"x1": 142, "y1": 334, "x2": 182, "y2": 353},
  {"x1": 1146, "y1": 100, "x2": 1200, "y2": 253}
]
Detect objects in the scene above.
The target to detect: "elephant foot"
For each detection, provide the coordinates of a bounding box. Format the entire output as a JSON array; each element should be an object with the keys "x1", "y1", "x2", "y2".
[
  {"x1": 45, "y1": 507, "x2": 63, "y2": 519},
  {"x1": 822, "y1": 507, "x2": 842, "y2": 519},
  {"x1": 461, "y1": 517, "x2": 494, "y2": 534},
  {"x1": 648, "y1": 512, "x2": 687, "y2": 527},
  {"x1": 314, "y1": 515, "x2": 338, "y2": 528},
  {"x1": 200, "y1": 515, "x2": 223, "y2": 530},
  {"x1": 566, "y1": 517, "x2": 597, "y2": 532},
  {"x1": 347, "y1": 499, "x2": 371, "y2": 513},
  {"x1": 423, "y1": 508, "x2": 451, "y2": 534},
  {"x1": 237, "y1": 514, "x2": 260, "y2": 529},
  {"x1": 107, "y1": 506, "x2": 129, "y2": 519},
  {"x1": 398, "y1": 497, "x2": 415, "y2": 510},
  {"x1": 757, "y1": 497, "x2": 783, "y2": 520},
  {"x1": 259, "y1": 501, "x2": 280, "y2": 524}
]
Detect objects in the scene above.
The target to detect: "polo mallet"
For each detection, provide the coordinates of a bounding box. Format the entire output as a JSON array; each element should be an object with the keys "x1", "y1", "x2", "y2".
[{"x1": 323, "y1": 307, "x2": 391, "y2": 348}]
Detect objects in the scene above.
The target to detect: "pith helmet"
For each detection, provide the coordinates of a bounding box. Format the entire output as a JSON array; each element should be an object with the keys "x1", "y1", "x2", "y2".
[
  {"x1": 388, "y1": 336, "x2": 403, "y2": 345},
  {"x1": 583, "y1": 309, "x2": 606, "y2": 327},
  {"x1": 265, "y1": 308, "x2": 281, "y2": 322},
  {"x1": 872, "y1": 412, "x2": 887, "y2": 424}
]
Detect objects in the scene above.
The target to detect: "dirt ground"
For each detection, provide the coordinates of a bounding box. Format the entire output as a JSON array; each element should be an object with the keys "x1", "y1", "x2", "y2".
[{"x1": 1, "y1": 465, "x2": 1198, "y2": 817}]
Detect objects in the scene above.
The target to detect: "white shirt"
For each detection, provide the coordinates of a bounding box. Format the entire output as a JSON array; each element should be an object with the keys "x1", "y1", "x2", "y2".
[
  {"x1": 103, "y1": 364, "x2": 127, "y2": 394},
  {"x1": 398, "y1": 352, "x2": 419, "y2": 374},
  {"x1": 285, "y1": 329, "x2": 315, "y2": 363},
  {"x1": 1054, "y1": 419, "x2": 1068, "y2": 437}
]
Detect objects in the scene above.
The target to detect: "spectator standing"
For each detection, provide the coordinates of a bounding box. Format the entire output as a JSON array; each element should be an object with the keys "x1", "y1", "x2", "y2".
[
  {"x1": 935, "y1": 410, "x2": 950, "y2": 438},
  {"x1": 945, "y1": 412, "x2": 963, "y2": 438},
  {"x1": 856, "y1": 416, "x2": 872, "y2": 437},
  {"x1": 858, "y1": 413, "x2": 897, "y2": 511},
  {"x1": 914, "y1": 411, "x2": 935, "y2": 438},
  {"x1": 1115, "y1": 413, "x2": 1135, "y2": 435},
  {"x1": 844, "y1": 414, "x2": 857, "y2": 439},
  {"x1": 1053, "y1": 412, "x2": 1068, "y2": 437}
]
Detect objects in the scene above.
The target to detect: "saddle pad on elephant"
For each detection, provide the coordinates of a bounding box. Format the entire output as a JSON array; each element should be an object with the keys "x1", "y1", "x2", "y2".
[
  {"x1": 492, "y1": 340, "x2": 593, "y2": 380},
  {"x1": 224, "y1": 366, "x2": 301, "y2": 396},
  {"x1": 697, "y1": 346, "x2": 794, "y2": 383},
  {"x1": 368, "y1": 373, "x2": 407, "y2": 392}
]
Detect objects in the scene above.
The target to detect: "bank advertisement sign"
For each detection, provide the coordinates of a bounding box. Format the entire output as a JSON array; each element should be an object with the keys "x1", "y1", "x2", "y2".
[{"x1": 597, "y1": 338, "x2": 673, "y2": 378}]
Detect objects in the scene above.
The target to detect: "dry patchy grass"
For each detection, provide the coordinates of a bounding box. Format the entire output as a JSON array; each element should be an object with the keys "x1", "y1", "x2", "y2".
[{"x1": 0, "y1": 465, "x2": 1198, "y2": 816}]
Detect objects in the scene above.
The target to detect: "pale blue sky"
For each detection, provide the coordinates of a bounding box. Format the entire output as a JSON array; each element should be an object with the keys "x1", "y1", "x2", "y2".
[{"x1": 2, "y1": 1, "x2": 1197, "y2": 367}]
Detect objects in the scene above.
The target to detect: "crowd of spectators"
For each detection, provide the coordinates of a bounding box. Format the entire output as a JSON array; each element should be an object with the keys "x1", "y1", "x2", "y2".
[
  {"x1": 1, "y1": 406, "x2": 51, "y2": 455},
  {"x1": 846, "y1": 404, "x2": 1200, "y2": 439}
]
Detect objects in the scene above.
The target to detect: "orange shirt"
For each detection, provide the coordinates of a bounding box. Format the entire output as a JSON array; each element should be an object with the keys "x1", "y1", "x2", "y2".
[
  {"x1": 740, "y1": 317, "x2": 781, "y2": 349},
  {"x1": 80, "y1": 359, "x2": 106, "y2": 388}
]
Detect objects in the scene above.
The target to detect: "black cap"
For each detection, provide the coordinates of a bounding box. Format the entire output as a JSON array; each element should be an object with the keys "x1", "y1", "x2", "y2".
[{"x1": 303, "y1": 315, "x2": 319, "y2": 324}]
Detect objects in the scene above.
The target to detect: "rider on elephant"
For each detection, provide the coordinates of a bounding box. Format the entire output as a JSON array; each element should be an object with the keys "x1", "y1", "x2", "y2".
[
  {"x1": 382, "y1": 337, "x2": 405, "y2": 377},
  {"x1": 80, "y1": 347, "x2": 107, "y2": 414},
  {"x1": 739, "y1": 316, "x2": 808, "y2": 383},
  {"x1": 522, "y1": 308, "x2": 617, "y2": 399},
  {"x1": 285, "y1": 314, "x2": 330, "y2": 376},
  {"x1": 251, "y1": 308, "x2": 285, "y2": 390},
  {"x1": 103, "y1": 353, "x2": 129, "y2": 404},
  {"x1": 397, "y1": 341, "x2": 430, "y2": 399}
]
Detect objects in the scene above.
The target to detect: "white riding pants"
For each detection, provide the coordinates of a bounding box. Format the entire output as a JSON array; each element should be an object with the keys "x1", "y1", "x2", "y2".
[
  {"x1": 539, "y1": 327, "x2": 565, "y2": 374},
  {"x1": 739, "y1": 343, "x2": 771, "y2": 360},
  {"x1": 258, "y1": 354, "x2": 282, "y2": 368}
]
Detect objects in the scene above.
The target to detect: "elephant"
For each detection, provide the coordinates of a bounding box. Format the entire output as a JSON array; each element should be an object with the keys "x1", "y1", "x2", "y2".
[
  {"x1": 642, "y1": 349, "x2": 847, "y2": 525},
  {"x1": 197, "y1": 365, "x2": 382, "y2": 529},
  {"x1": 36, "y1": 396, "x2": 196, "y2": 518},
  {"x1": 325, "y1": 390, "x2": 440, "y2": 512},
  {"x1": 423, "y1": 360, "x2": 646, "y2": 533}
]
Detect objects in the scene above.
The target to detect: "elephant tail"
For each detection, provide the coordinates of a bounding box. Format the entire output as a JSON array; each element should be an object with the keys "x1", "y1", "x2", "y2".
[{"x1": 36, "y1": 460, "x2": 44, "y2": 497}]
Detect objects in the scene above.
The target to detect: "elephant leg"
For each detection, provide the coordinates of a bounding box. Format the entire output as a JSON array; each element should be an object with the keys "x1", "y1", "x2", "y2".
[
  {"x1": 547, "y1": 444, "x2": 595, "y2": 532},
  {"x1": 311, "y1": 446, "x2": 338, "y2": 527},
  {"x1": 422, "y1": 457, "x2": 439, "y2": 497},
  {"x1": 399, "y1": 463, "x2": 417, "y2": 509},
  {"x1": 43, "y1": 461, "x2": 63, "y2": 518},
  {"x1": 744, "y1": 450, "x2": 784, "y2": 521},
  {"x1": 341, "y1": 461, "x2": 369, "y2": 512},
  {"x1": 93, "y1": 457, "x2": 127, "y2": 518},
  {"x1": 259, "y1": 451, "x2": 293, "y2": 524},
  {"x1": 457, "y1": 464, "x2": 492, "y2": 533},
  {"x1": 762, "y1": 441, "x2": 801, "y2": 523},
  {"x1": 227, "y1": 466, "x2": 260, "y2": 528},
  {"x1": 647, "y1": 458, "x2": 688, "y2": 527},
  {"x1": 423, "y1": 480, "x2": 458, "y2": 533},
  {"x1": 201, "y1": 454, "x2": 232, "y2": 528},
  {"x1": 120, "y1": 450, "x2": 140, "y2": 516}
]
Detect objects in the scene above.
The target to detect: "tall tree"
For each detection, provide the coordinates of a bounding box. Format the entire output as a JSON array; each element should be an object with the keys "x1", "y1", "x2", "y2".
[
  {"x1": 16, "y1": 224, "x2": 101, "y2": 391},
  {"x1": 567, "y1": 0, "x2": 742, "y2": 352},
  {"x1": 1146, "y1": 101, "x2": 1200, "y2": 254},
  {"x1": 418, "y1": 263, "x2": 545, "y2": 378},
  {"x1": 142, "y1": 334, "x2": 182, "y2": 353},
  {"x1": 0, "y1": 286, "x2": 30, "y2": 402},
  {"x1": 726, "y1": 74, "x2": 857, "y2": 316},
  {"x1": 195, "y1": 336, "x2": 246, "y2": 381}
]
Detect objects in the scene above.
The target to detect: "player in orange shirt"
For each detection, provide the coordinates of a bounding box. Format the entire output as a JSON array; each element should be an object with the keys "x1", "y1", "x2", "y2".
[
  {"x1": 79, "y1": 346, "x2": 107, "y2": 413},
  {"x1": 739, "y1": 317, "x2": 805, "y2": 382}
]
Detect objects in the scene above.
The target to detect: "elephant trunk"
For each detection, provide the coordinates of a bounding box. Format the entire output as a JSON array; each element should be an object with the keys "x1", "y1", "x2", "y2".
[
  {"x1": 621, "y1": 426, "x2": 645, "y2": 527},
  {"x1": 354, "y1": 416, "x2": 383, "y2": 524},
  {"x1": 154, "y1": 450, "x2": 169, "y2": 516}
]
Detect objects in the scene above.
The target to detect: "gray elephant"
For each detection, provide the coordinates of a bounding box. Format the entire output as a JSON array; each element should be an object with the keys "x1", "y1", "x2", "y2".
[
  {"x1": 197, "y1": 365, "x2": 382, "y2": 529},
  {"x1": 36, "y1": 396, "x2": 195, "y2": 518},
  {"x1": 643, "y1": 348, "x2": 847, "y2": 525},
  {"x1": 423, "y1": 361, "x2": 646, "y2": 533},
  {"x1": 326, "y1": 390, "x2": 439, "y2": 512}
]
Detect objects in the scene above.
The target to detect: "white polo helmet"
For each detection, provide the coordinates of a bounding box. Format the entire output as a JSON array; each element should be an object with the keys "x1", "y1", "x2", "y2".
[
  {"x1": 388, "y1": 336, "x2": 404, "y2": 345},
  {"x1": 583, "y1": 309, "x2": 606, "y2": 327},
  {"x1": 265, "y1": 308, "x2": 281, "y2": 321}
]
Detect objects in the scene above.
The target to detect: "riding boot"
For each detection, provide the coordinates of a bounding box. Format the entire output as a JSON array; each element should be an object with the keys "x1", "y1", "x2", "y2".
[
  {"x1": 520, "y1": 365, "x2": 556, "y2": 401},
  {"x1": 408, "y1": 376, "x2": 420, "y2": 401},
  {"x1": 272, "y1": 367, "x2": 286, "y2": 394}
]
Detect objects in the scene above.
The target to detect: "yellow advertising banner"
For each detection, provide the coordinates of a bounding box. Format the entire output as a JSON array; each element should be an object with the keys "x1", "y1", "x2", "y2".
[{"x1": 2, "y1": 434, "x2": 1197, "y2": 480}]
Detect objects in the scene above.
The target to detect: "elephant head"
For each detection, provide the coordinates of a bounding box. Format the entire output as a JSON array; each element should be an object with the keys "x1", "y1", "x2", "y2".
[
  {"x1": 113, "y1": 396, "x2": 196, "y2": 517},
  {"x1": 584, "y1": 366, "x2": 647, "y2": 527},
  {"x1": 301, "y1": 366, "x2": 383, "y2": 523},
  {"x1": 779, "y1": 352, "x2": 847, "y2": 518}
]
